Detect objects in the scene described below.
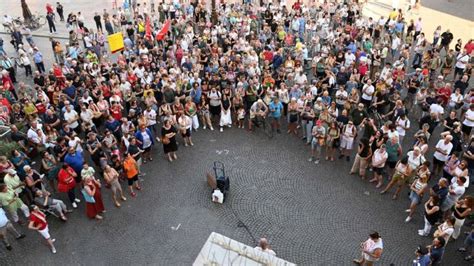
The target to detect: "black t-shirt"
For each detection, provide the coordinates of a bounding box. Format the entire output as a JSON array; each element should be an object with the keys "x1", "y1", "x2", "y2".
[
  {"x1": 444, "y1": 116, "x2": 459, "y2": 130},
  {"x1": 33, "y1": 76, "x2": 45, "y2": 87},
  {"x1": 336, "y1": 115, "x2": 349, "y2": 129},
  {"x1": 128, "y1": 144, "x2": 141, "y2": 161},
  {"x1": 374, "y1": 91, "x2": 389, "y2": 113},
  {"x1": 44, "y1": 114, "x2": 60, "y2": 129},
  {"x1": 467, "y1": 145, "x2": 474, "y2": 169},
  {"x1": 408, "y1": 79, "x2": 420, "y2": 94},
  {"x1": 454, "y1": 80, "x2": 468, "y2": 94}
]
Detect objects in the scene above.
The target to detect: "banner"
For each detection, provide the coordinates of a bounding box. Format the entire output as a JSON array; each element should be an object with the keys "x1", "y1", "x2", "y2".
[
  {"x1": 156, "y1": 20, "x2": 171, "y2": 41},
  {"x1": 107, "y1": 32, "x2": 125, "y2": 53}
]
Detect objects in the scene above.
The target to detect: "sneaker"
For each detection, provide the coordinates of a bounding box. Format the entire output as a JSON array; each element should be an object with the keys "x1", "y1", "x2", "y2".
[
  {"x1": 314, "y1": 159, "x2": 320, "y2": 164},
  {"x1": 220, "y1": 128, "x2": 223, "y2": 132},
  {"x1": 405, "y1": 216, "x2": 412, "y2": 223},
  {"x1": 210, "y1": 127, "x2": 214, "y2": 131},
  {"x1": 72, "y1": 202, "x2": 78, "y2": 209},
  {"x1": 346, "y1": 156, "x2": 350, "y2": 161},
  {"x1": 51, "y1": 247, "x2": 57, "y2": 254},
  {"x1": 405, "y1": 209, "x2": 411, "y2": 213},
  {"x1": 74, "y1": 198, "x2": 81, "y2": 203},
  {"x1": 417, "y1": 230, "x2": 428, "y2": 236},
  {"x1": 308, "y1": 157, "x2": 313, "y2": 162},
  {"x1": 228, "y1": 124, "x2": 232, "y2": 128},
  {"x1": 51, "y1": 239, "x2": 56, "y2": 243},
  {"x1": 6, "y1": 245, "x2": 12, "y2": 251},
  {"x1": 16, "y1": 234, "x2": 26, "y2": 240},
  {"x1": 203, "y1": 126, "x2": 207, "y2": 129}
]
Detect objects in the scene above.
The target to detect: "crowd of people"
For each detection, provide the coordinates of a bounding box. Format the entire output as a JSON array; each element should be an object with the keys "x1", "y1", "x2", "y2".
[{"x1": 0, "y1": 0, "x2": 473, "y2": 263}]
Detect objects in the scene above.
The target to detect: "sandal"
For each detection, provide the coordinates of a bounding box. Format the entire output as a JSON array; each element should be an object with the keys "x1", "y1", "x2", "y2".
[
  {"x1": 136, "y1": 186, "x2": 142, "y2": 191},
  {"x1": 130, "y1": 192, "x2": 136, "y2": 197},
  {"x1": 115, "y1": 202, "x2": 121, "y2": 207},
  {"x1": 465, "y1": 256, "x2": 473, "y2": 261},
  {"x1": 458, "y1": 247, "x2": 467, "y2": 252},
  {"x1": 149, "y1": 157, "x2": 153, "y2": 161}
]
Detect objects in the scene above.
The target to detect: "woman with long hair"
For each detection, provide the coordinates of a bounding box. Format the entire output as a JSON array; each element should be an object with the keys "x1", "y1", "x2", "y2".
[
  {"x1": 380, "y1": 156, "x2": 412, "y2": 199},
  {"x1": 452, "y1": 196, "x2": 474, "y2": 240}
]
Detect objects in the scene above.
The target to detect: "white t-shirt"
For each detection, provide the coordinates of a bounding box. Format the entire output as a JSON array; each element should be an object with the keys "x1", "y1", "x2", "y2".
[
  {"x1": 64, "y1": 109, "x2": 79, "y2": 129},
  {"x1": 144, "y1": 109, "x2": 157, "y2": 126},
  {"x1": 335, "y1": 90, "x2": 348, "y2": 105},
  {"x1": 433, "y1": 140, "x2": 453, "y2": 162},
  {"x1": 391, "y1": 37, "x2": 401, "y2": 50},
  {"x1": 407, "y1": 151, "x2": 426, "y2": 169},
  {"x1": 361, "y1": 85, "x2": 375, "y2": 101},
  {"x1": 429, "y1": 103, "x2": 444, "y2": 119},
  {"x1": 395, "y1": 117, "x2": 410, "y2": 136},
  {"x1": 372, "y1": 150, "x2": 388, "y2": 168},
  {"x1": 463, "y1": 109, "x2": 474, "y2": 127},
  {"x1": 455, "y1": 54, "x2": 469, "y2": 69}
]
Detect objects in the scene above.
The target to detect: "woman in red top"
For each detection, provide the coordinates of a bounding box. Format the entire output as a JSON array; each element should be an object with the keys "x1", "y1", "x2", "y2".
[
  {"x1": 82, "y1": 176, "x2": 105, "y2": 220},
  {"x1": 57, "y1": 164, "x2": 81, "y2": 209},
  {"x1": 28, "y1": 205, "x2": 57, "y2": 254}
]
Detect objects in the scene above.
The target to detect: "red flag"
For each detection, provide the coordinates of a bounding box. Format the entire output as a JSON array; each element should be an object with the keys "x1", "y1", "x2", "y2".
[
  {"x1": 156, "y1": 20, "x2": 171, "y2": 41},
  {"x1": 145, "y1": 17, "x2": 152, "y2": 40}
]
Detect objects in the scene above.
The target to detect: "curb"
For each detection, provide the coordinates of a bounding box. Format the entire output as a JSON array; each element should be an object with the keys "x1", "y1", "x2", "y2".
[{"x1": 0, "y1": 31, "x2": 69, "y2": 40}]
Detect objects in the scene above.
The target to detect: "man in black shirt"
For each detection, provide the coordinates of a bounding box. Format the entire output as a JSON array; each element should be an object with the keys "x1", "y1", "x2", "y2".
[
  {"x1": 44, "y1": 109, "x2": 61, "y2": 130},
  {"x1": 9, "y1": 125, "x2": 28, "y2": 152},
  {"x1": 372, "y1": 88, "x2": 389, "y2": 115},
  {"x1": 440, "y1": 30, "x2": 454, "y2": 52},
  {"x1": 33, "y1": 71, "x2": 45, "y2": 87},
  {"x1": 93, "y1": 13, "x2": 102, "y2": 31},
  {"x1": 454, "y1": 74, "x2": 469, "y2": 95}
]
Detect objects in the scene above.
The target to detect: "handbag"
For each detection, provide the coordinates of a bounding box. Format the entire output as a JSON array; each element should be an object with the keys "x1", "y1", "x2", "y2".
[
  {"x1": 161, "y1": 136, "x2": 170, "y2": 145},
  {"x1": 81, "y1": 188, "x2": 96, "y2": 203}
]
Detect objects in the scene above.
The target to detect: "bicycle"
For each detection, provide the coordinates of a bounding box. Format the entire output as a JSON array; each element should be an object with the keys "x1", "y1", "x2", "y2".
[
  {"x1": 12, "y1": 13, "x2": 46, "y2": 31},
  {"x1": 251, "y1": 115, "x2": 273, "y2": 139}
]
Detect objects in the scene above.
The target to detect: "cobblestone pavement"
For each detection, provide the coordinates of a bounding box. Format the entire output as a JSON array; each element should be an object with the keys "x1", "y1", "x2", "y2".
[
  {"x1": 0, "y1": 1, "x2": 472, "y2": 265},
  {"x1": 0, "y1": 126, "x2": 471, "y2": 265}
]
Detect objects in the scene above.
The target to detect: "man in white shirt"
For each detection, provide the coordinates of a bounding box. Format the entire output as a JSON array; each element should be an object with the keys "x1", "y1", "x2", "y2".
[
  {"x1": 26, "y1": 120, "x2": 46, "y2": 147},
  {"x1": 429, "y1": 99, "x2": 444, "y2": 121},
  {"x1": 454, "y1": 49, "x2": 470, "y2": 81},
  {"x1": 344, "y1": 50, "x2": 356, "y2": 68},
  {"x1": 361, "y1": 80, "x2": 375, "y2": 107},
  {"x1": 391, "y1": 34, "x2": 401, "y2": 58},
  {"x1": 335, "y1": 86, "x2": 348, "y2": 109},
  {"x1": 433, "y1": 135, "x2": 453, "y2": 177},
  {"x1": 63, "y1": 103, "x2": 79, "y2": 131},
  {"x1": 395, "y1": 113, "x2": 410, "y2": 143},
  {"x1": 462, "y1": 104, "x2": 474, "y2": 139},
  {"x1": 441, "y1": 176, "x2": 466, "y2": 212}
]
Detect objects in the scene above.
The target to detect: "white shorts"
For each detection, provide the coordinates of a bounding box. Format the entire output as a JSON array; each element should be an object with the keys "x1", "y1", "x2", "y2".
[
  {"x1": 340, "y1": 136, "x2": 354, "y2": 149},
  {"x1": 38, "y1": 226, "x2": 50, "y2": 239}
]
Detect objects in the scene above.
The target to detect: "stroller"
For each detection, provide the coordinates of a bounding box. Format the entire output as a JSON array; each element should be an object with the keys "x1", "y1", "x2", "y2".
[{"x1": 207, "y1": 161, "x2": 230, "y2": 202}]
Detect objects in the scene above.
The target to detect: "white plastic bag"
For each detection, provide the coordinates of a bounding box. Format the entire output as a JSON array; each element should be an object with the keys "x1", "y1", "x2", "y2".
[{"x1": 212, "y1": 189, "x2": 224, "y2": 204}]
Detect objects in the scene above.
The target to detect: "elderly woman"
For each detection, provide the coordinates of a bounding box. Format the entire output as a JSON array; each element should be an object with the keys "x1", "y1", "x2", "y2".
[{"x1": 82, "y1": 176, "x2": 105, "y2": 220}]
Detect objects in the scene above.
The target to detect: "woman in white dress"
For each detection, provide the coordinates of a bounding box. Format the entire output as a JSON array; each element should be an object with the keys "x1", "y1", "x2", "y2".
[{"x1": 219, "y1": 94, "x2": 232, "y2": 132}]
